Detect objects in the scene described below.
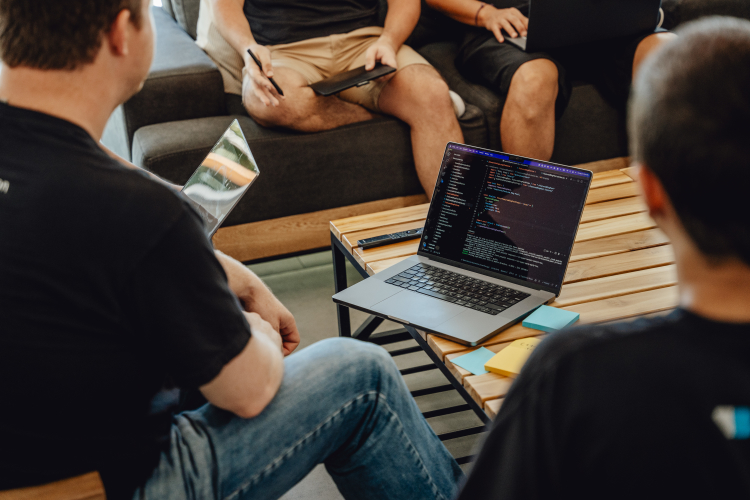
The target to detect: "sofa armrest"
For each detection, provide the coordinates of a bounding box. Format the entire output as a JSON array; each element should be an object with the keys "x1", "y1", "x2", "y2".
[{"x1": 102, "y1": 6, "x2": 225, "y2": 160}]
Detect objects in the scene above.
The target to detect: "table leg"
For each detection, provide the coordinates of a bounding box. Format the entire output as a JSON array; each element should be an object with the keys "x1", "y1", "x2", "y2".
[{"x1": 332, "y1": 233, "x2": 352, "y2": 338}]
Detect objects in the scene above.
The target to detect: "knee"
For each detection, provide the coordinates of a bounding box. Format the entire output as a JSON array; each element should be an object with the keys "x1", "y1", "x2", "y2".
[
  {"x1": 318, "y1": 337, "x2": 398, "y2": 382},
  {"x1": 416, "y1": 74, "x2": 453, "y2": 113},
  {"x1": 509, "y1": 59, "x2": 559, "y2": 111}
]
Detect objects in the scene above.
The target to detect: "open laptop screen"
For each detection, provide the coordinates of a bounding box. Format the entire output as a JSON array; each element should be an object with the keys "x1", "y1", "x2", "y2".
[{"x1": 419, "y1": 143, "x2": 591, "y2": 294}]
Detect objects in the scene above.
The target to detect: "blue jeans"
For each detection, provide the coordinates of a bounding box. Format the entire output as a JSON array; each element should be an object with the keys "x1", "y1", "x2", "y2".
[{"x1": 134, "y1": 338, "x2": 464, "y2": 500}]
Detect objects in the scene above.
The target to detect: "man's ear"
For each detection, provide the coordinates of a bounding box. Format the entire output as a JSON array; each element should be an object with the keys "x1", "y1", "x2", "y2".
[
  {"x1": 106, "y1": 9, "x2": 134, "y2": 57},
  {"x1": 636, "y1": 163, "x2": 668, "y2": 218}
]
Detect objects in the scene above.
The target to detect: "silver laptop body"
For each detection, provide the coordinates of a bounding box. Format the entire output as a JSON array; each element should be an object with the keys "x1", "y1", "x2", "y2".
[{"x1": 333, "y1": 143, "x2": 592, "y2": 346}]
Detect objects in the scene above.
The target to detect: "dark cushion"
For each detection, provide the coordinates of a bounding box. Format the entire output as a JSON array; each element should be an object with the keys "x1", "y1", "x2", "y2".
[
  {"x1": 104, "y1": 7, "x2": 225, "y2": 160},
  {"x1": 162, "y1": 0, "x2": 202, "y2": 39},
  {"x1": 132, "y1": 116, "x2": 424, "y2": 226},
  {"x1": 662, "y1": 0, "x2": 750, "y2": 29}
]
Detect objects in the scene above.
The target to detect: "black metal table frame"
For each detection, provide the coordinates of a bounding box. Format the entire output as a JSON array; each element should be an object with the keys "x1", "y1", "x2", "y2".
[{"x1": 331, "y1": 234, "x2": 489, "y2": 460}]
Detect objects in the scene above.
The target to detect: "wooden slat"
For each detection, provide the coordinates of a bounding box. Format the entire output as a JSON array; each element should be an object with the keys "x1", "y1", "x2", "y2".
[
  {"x1": 0, "y1": 472, "x2": 106, "y2": 500},
  {"x1": 553, "y1": 264, "x2": 677, "y2": 307},
  {"x1": 580, "y1": 196, "x2": 646, "y2": 224},
  {"x1": 620, "y1": 166, "x2": 639, "y2": 180},
  {"x1": 589, "y1": 170, "x2": 634, "y2": 190},
  {"x1": 214, "y1": 194, "x2": 427, "y2": 262},
  {"x1": 575, "y1": 212, "x2": 656, "y2": 243},
  {"x1": 428, "y1": 285, "x2": 679, "y2": 361},
  {"x1": 466, "y1": 372, "x2": 515, "y2": 406},
  {"x1": 342, "y1": 220, "x2": 423, "y2": 252},
  {"x1": 585, "y1": 181, "x2": 640, "y2": 205},
  {"x1": 463, "y1": 286, "x2": 679, "y2": 406},
  {"x1": 354, "y1": 239, "x2": 420, "y2": 269},
  {"x1": 570, "y1": 228, "x2": 669, "y2": 262},
  {"x1": 485, "y1": 398, "x2": 504, "y2": 419},
  {"x1": 564, "y1": 244, "x2": 674, "y2": 284},
  {"x1": 576, "y1": 156, "x2": 630, "y2": 174},
  {"x1": 330, "y1": 202, "x2": 428, "y2": 240}
]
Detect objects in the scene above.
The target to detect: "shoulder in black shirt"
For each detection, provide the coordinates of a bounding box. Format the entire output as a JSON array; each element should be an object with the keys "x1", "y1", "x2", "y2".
[
  {"x1": 0, "y1": 103, "x2": 251, "y2": 499},
  {"x1": 459, "y1": 309, "x2": 750, "y2": 499}
]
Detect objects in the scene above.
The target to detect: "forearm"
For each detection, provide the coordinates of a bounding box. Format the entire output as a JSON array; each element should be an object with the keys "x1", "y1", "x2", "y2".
[
  {"x1": 100, "y1": 142, "x2": 180, "y2": 190},
  {"x1": 210, "y1": 0, "x2": 257, "y2": 57},
  {"x1": 215, "y1": 249, "x2": 267, "y2": 305},
  {"x1": 381, "y1": 0, "x2": 421, "y2": 49},
  {"x1": 426, "y1": 0, "x2": 487, "y2": 26}
]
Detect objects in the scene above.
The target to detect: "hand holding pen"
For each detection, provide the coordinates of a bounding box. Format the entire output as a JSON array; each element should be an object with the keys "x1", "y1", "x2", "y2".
[{"x1": 246, "y1": 45, "x2": 285, "y2": 107}]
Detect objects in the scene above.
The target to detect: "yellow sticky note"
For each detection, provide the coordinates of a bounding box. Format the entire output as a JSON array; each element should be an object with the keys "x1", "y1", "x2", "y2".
[{"x1": 484, "y1": 337, "x2": 542, "y2": 378}]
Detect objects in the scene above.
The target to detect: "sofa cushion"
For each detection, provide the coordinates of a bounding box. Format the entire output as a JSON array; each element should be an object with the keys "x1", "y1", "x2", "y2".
[
  {"x1": 662, "y1": 0, "x2": 750, "y2": 29},
  {"x1": 162, "y1": 0, "x2": 202, "y2": 39},
  {"x1": 132, "y1": 116, "x2": 425, "y2": 226}
]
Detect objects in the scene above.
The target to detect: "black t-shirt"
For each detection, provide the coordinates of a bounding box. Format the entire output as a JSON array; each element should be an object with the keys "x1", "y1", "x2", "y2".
[
  {"x1": 244, "y1": 0, "x2": 381, "y2": 46},
  {"x1": 0, "y1": 103, "x2": 251, "y2": 499},
  {"x1": 458, "y1": 309, "x2": 750, "y2": 499}
]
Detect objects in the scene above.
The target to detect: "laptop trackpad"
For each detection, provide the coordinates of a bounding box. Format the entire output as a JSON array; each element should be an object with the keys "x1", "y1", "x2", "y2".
[{"x1": 372, "y1": 292, "x2": 465, "y2": 329}]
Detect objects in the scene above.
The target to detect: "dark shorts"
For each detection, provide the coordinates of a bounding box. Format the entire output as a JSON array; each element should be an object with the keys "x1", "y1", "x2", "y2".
[{"x1": 456, "y1": 27, "x2": 666, "y2": 118}]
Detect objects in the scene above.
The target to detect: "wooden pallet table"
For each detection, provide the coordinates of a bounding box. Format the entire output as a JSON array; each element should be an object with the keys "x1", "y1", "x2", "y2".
[{"x1": 330, "y1": 165, "x2": 678, "y2": 422}]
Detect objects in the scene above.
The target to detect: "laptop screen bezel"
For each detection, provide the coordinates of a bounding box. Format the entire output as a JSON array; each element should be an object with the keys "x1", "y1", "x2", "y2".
[{"x1": 416, "y1": 142, "x2": 593, "y2": 296}]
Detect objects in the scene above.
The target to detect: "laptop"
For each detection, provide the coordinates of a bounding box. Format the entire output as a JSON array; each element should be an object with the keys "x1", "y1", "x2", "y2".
[
  {"x1": 506, "y1": 0, "x2": 662, "y2": 53},
  {"x1": 333, "y1": 143, "x2": 592, "y2": 346},
  {"x1": 180, "y1": 119, "x2": 260, "y2": 237}
]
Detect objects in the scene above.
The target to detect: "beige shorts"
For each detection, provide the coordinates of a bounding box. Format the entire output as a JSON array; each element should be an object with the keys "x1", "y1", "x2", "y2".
[{"x1": 251, "y1": 27, "x2": 429, "y2": 111}]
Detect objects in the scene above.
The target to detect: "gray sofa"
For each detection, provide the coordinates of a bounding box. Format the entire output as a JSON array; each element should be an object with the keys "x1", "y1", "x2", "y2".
[{"x1": 102, "y1": 0, "x2": 748, "y2": 261}]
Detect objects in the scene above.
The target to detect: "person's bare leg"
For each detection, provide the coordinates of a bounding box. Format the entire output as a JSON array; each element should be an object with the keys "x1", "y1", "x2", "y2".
[
  {"x1": 243, "y1": 67, "x2": 372, "y2": 132},
  {"x1": 499, "y1": 58, "x2": 558, "y2": 160},
  {"x1": 378, "y1": 65, "x2": 463, "y2": 197},
  {"x1": 633, "y1": 32, "x2": 677, "y2": 78}
]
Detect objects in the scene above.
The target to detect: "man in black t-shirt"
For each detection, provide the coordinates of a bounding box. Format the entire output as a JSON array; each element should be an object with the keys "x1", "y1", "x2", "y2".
[
  {"x1": 196, "y1": 0, "x2": 464, "y2": 197},
  {"x1": 420, "y1": 0, "x2": 674, "y2": 161},
  {"x1": 456, "y1": 17, "x2": 750, "y2": 498},
  {"x1": 0, "y1": 1, "x2": 463, "y2": 499}
]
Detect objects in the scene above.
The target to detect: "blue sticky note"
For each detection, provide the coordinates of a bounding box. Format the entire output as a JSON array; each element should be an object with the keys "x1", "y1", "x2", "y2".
[
  {"x1": 451, "y1": 347, "x2": 496, "y2": 375},
  {"x1": 522, "y1": 305, "x2": 579, "y2": 332}
]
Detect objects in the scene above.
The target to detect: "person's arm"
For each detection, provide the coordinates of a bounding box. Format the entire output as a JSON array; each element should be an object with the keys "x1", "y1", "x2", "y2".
[
  {"x1": 209, "y1": 0, "x2": 282, "y2": 106},
  {"x1": 426, "y1": 0, "x2": 528, "y2": 42},
  {"x1": 215, "y1": 249, "x2": 301, "y2": 356},
  {"x1": 199, "y1": 311, "x2": 285, "y2": 418},
  {"x1": 100, "y1": 142, "x2": 181, "y2": 190},
  {"x1": 364, "y1": 0, "x2": 420, "y2": 70}
]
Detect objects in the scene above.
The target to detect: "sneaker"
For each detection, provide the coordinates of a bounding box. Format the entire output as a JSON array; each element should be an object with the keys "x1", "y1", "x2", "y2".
[{"x1": 449, "y1": 90, "x2": 466, "y2": 119}]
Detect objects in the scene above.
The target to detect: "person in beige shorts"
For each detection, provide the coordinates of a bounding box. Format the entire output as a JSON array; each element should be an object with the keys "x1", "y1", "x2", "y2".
[{"x1": 197, "y1": 0, "x2": 464, "y2": 196}]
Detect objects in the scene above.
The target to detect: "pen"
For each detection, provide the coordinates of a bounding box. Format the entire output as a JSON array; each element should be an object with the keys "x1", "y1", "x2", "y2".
[{"x1": 247, "y1": 49, "x2": 284, "y2": 97}]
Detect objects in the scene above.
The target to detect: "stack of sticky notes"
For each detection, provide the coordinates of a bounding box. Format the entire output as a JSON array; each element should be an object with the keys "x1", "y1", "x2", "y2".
[
  {"x1": 451, "y1": 347, "x2": 495, "y2": 376},
  {"x1": 484, "y1": 337, "x2": 542, "y2": 378},
  {"x1": 522, "y1": 305, "x2": 580, "y2": 332}
]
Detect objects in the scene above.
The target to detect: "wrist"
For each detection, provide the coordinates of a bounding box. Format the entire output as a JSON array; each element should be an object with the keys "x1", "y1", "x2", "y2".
[
  {"x1": 477, "y1": 3, "x2": 493, "y2": 27},
  {"x1": 377, "y1": 33, "x2": 398, "y2": 50}
]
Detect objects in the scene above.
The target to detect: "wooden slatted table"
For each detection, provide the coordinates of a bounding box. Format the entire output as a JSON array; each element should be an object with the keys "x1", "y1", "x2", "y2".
[{"x1": 330, "y1": 166, "x2": 678, "y2": 422}]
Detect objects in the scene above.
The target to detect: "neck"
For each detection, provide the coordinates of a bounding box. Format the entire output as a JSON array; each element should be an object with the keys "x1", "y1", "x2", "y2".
[
  {"x1": 0, "y1": 62, "x2": 121, "y2": 141},
  {"x1": 674, "y1": 236, "x2": 750, "y2": 323}
]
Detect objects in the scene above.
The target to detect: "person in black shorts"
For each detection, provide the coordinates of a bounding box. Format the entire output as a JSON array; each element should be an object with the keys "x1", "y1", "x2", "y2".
[
  {"x1": 456, "y1": 17, "x2": 750, "y2": 498},
  {"x1": 424, "y1": 0, "x2": 674, "y2": 160}
]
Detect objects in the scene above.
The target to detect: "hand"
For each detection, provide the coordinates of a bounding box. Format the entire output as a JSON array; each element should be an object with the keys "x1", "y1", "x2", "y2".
[
  {"x1": 244, "y1": 43, "x2": 283, "y2": 107},
  {"x1": 364, "y1": 36, "x2": 398, "y2": 71},
  {"x1": 216, "y1": 251, "x2": 301, "y2": 356},
  {"x1": 243, "y1": 311, "x2": 283, "y2": 352},
  {"x1": 479, "y1": 6, "x2": 528, "y2": 43},
  {"x1": 245, "y1": 280, "x2": 300, "y2": 356}
]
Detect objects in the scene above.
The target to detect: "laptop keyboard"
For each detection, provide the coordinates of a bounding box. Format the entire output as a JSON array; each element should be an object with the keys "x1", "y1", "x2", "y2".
[{"x1": 384, "y1": 263, "x2": 530, "y2": 315}]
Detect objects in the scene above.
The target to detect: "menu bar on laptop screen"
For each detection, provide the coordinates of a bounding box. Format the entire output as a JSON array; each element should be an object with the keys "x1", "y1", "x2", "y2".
[{"x1": 420, "y1": 144, "x2": 591, "y2": 293}]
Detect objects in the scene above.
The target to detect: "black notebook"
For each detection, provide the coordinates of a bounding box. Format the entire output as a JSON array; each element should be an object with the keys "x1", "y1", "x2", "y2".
[{"x1": 310, "y1": 63, "x2": 396, "y2": 96}]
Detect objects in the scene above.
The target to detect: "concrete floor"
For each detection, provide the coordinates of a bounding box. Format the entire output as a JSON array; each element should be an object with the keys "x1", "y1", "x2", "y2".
[{"x1": 246, "y1": 250, "x2": 485, "y2": 500}]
